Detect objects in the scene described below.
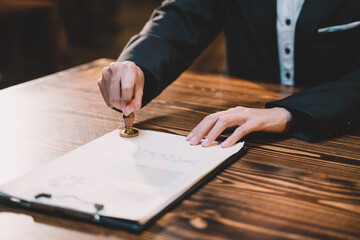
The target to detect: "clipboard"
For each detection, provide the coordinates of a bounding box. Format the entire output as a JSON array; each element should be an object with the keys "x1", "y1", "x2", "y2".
[{"x1": 0, "y1": 130, "x2": 246, "y2": 232}]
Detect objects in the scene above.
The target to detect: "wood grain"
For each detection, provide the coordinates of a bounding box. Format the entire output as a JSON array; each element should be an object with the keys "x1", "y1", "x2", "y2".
[{"x1": 0, "y1": 58, "x2": 359, "y2": 240}]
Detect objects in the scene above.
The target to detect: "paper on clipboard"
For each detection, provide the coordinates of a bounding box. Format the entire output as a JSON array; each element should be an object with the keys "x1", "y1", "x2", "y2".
[{"x1": 0, "y1": 130, "x2": 244, "y2": 224}]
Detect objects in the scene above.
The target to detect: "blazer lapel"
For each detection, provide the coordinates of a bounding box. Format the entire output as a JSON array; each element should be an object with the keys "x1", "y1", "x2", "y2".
[{"x1": 295, "y1": 0, "x2": 334, "y2": 85}]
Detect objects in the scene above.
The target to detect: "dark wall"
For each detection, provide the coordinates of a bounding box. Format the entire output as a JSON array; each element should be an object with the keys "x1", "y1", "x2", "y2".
[{"x1": 0, "y1": 0, "x2": 224, "y2": 90}]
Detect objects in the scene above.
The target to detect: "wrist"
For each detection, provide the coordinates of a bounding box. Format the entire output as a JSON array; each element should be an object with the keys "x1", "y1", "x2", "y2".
[
  {"x1": 276, "y1": 107, "x2": 293, "y2": 132},
  {"x1": 263, "y1": 107, "x2": 293, "y2": 133}
]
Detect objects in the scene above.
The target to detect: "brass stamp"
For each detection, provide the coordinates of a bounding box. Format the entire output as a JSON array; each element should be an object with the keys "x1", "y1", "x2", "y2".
[{"x1": 119, "y1": 127, "x2": 139, "y2": 138}]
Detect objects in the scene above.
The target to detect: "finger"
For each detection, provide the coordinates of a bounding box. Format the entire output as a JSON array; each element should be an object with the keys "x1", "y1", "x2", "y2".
[
  {"x1": 123, "y1": 88, "x2": 143, "y2": 116},
  {"x1": 202, "y1": 114, "x2": 241, "y2": 147},
  {"x1": 120, "y1": 70, "x2": 136, "y2": 110},
  {"x1": 98, "y1": 67, "x2": 112, "y2": 107},
  {"x1": 187, "y1": 107, "x2": 246, "y2": 143},
  {"x1": 108, "y1": 65, "x2": 122, "y2": 110},
  {"x1": 188, "y1": 113, "x2": 220, "y2": 145},
  {"x1": 186, "y1": 132, "x2": 194, "y2": 141},
  {"x1": 98, "y1": 77, "x2": 111, "y2": 107},
  {"x1": 221, "y1": 122, "x2": 254, "y2": 148},
  {"x1": 108, "y1": 76, "x2": 121, "y2": 109},
  {"x1": 123, "y1": 67, "x2": 144, "y2": 115},
  {"x1": 102, "y1": 66, "x2": 112, "y2": 96}
]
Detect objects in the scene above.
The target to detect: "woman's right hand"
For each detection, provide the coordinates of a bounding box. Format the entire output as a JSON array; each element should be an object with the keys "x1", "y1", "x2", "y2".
[{"x1": 98, "y1": 61, "x2": 144, "y2": 116}]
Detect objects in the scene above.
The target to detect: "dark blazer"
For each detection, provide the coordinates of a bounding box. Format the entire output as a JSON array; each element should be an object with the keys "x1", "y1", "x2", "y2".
[{"x1": 118, "y1": 0, "x2": 360, "y2": 141}]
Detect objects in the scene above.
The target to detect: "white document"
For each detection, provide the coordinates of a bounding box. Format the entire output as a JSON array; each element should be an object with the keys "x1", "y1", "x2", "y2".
[{"x1": 0, "y1": 130, "x2": 243, "y2": 224}]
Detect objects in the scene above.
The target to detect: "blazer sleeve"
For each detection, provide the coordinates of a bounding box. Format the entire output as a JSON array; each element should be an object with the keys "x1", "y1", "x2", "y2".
[
  {"x1": 266, "y1": 70, "x2": 360, "y2": 141},
  {"x1": 117, "y1": 0, "x2": 225, "y2": 107}
]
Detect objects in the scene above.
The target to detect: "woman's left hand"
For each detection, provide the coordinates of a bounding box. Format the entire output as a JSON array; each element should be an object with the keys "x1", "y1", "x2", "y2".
[{"x1": 186, "y1": 106, "x2": 292, "y2": 148}]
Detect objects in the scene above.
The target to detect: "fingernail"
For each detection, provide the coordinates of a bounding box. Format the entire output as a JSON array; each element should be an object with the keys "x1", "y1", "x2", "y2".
[
  {"x1": 221, "y1": 140, "x2": 230, "y2": 148},
  {"x1": 186, "y1": 132, "x2": 193, "y2": 141},
  {"x1": 202, "y1": 138, "x2": 210, "y2": 147},
  {"x1": 124, "y1": 107, "x2": 130, "y2": 115},
  {"x1": 190, "y1": 136, "x2": 197, "y2": 145}
]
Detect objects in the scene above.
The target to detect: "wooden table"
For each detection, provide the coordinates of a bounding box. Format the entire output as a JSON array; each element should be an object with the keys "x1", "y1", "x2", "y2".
[{"x1": 0, "y1": 58, "x2": 359, "y2": 239}]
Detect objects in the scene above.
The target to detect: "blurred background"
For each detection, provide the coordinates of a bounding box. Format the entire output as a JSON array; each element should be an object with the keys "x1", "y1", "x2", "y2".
[{"x1": 0, "y1": 0, "x2": 225, "y2": 90}]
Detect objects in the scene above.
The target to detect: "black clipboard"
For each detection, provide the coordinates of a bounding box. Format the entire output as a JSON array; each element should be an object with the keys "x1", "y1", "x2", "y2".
[{"x1": 0, "y1": 147, "x2": 246, "y2": 232}]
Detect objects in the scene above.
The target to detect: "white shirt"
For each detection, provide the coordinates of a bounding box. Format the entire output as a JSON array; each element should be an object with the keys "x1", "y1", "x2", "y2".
[{"x1": 277, "y1": 0, "x2": 305, "y2": 86}]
